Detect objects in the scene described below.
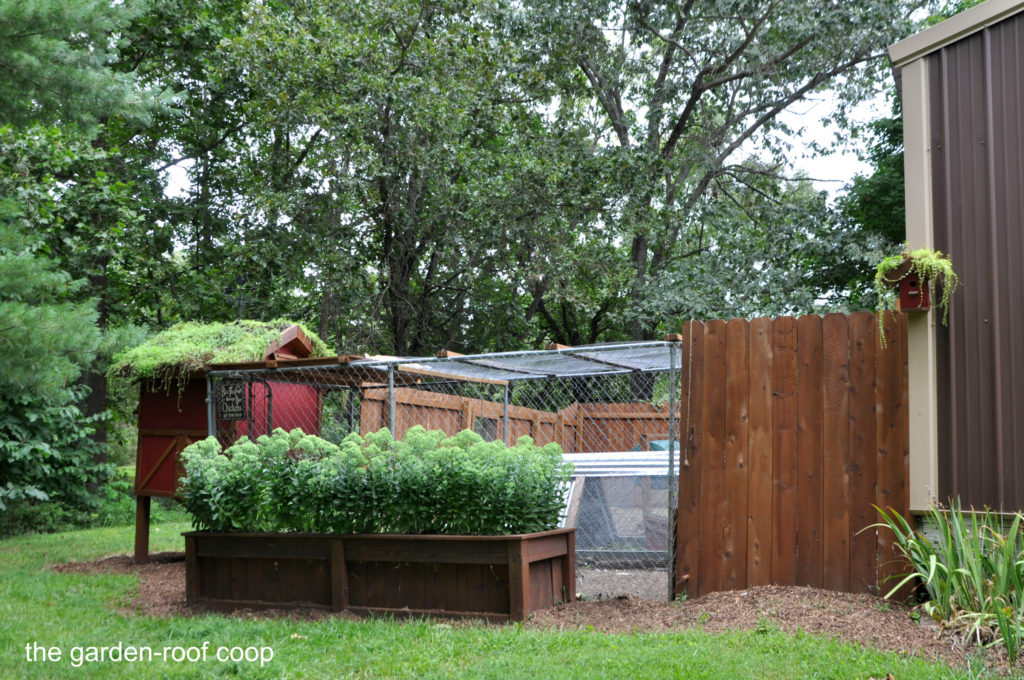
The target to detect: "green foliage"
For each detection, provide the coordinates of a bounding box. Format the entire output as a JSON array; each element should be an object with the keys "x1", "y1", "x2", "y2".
[
  {"x1": 873, "y1": 500, "x2": 1024, "y2": 662},
  {"x1": 874, "y1": 246, "x2": 960, "y2": 324},
  {"x1": 0, "y1": 466, "x2": 185, "y2": 537},
  {"x1": 0, "y1": 208, "x2": 109, "y2": 518},
  {"x1": 33, "y1": 0, "x2": 940, "y2": 358},
  {"x1": 0, "y1": 207, "x2": 100, "y2": 400},
  {"x1": 515, "y1": 0, "x2": 929, "y2": 339},
  {"x1": 0, "y1": 0, "x2": 156, "y2": 132},
  {"x1": 642, "y1": 174, "x2": 894, "y2": 321},
  {"x1": 0, "y1": 124, "x2": 171, "y2": 328},
  {"x1": 0, "y1": 0, "x2": 169, "y2": 533},
  {"x1": 109, "y1": 319, "x2": 334, "y2": 388},
  {"x1": 839, "y1": 107, "x2": 906, "y2": 248},
  {"x1": 0, "y1": 385, "x2": 110, "y2": 519},
  {"x1": 0, "y1": 121, "x2": 171, "y2": 472},
  {"x1": 840, "y1": 2, "x2": 987, "y2": 311},
  {"x1": 836, "y1": 101, "x2": 908, "y2": 310},
  {"x1": 180, "y1": 426, "x2": 574, "y2": 535},
  {"x1": 213, "y1": 0, "x2": 570, "y2": 354}
]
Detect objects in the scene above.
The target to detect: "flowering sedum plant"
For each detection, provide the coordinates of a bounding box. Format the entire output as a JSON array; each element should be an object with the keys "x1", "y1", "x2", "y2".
[{"x1": 179, "y1": 426, "x2": 573, "y2": 536}]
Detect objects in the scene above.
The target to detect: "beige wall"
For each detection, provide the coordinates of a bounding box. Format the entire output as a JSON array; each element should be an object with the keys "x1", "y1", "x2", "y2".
[{"x1": 898, "y1": 58, "x2": 939, "y2": 512}]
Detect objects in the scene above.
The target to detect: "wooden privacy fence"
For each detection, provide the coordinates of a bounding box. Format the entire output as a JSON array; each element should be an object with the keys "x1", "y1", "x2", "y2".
[
  {"x1": 360, "y1": 387, "x2": 679, "y2": 453},
  {"x1": 360, "y1": 387, "x2": 563, "y2": 446},
  {"x1": 674, "y1": 312, "x2": 909, "y2": 598}
]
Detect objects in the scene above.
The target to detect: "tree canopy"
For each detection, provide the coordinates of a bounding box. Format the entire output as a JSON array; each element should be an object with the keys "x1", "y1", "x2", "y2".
[
  {"x1": 0, "y1": 0, "x2": 156, "y2": 523},
  {"x1": 93, "y1": 0, "x2": 932, "y2": 355}
]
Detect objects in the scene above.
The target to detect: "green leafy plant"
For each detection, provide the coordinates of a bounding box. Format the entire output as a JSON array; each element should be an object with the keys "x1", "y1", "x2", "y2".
[
  {"x1": 0, "y1": 385, "x2": 111, "y2": 525},
  {"x1": 874, "y1": 246, "x2": 960, "y2": 324},
  {"x1": 179, "y1": 426, "x2": 574, "y2": 536},
  {"x1": 108, "y1": 320, "x2": 333, "y2": 396},
  {"x1": 871, "y1": 500, "x2": 1024, "y2": 662}
]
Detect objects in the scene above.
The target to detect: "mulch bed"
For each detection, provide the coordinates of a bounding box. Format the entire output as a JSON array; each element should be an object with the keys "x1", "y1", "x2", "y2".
[{"x1": 51, "y1": 553, "x2": 1013, "y2": 674}]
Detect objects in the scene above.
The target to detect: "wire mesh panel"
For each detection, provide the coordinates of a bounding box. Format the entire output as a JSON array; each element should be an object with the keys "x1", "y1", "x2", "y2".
[{"x1": 206, "y1": 342, "x2": 683, "y2": 601}]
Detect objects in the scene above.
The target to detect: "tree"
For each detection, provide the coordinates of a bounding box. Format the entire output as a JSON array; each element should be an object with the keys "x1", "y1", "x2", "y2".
[
  {"x1": 0, "y1": 195, "x2": 105, "y2": 516},
  {"x1": 832, "y1": 102, "x2": 906, "y2": 309},
  {"x1": 0, "y1": 124, "x2": 163, "y2": 452},
  {"x1": 104, "y1": 0, "x2": 271, "y2": 326},
  {"x1": 21, "y1": 0, "x2": 941, "y2": 369},
  {"x1": 840, "y1": 109, "x2": 905, "y2": 246},
  {"x1": 214, "y1": 0, "x2": 586, "y2": 355},
  {"x1": 517, "y1": 0, "x2": 932, "y2": 339},
  {"x1": 0, "y1": 0, "x2": 154, "y2": 528},
  {"x1": 833, "y1": 2, "x2": 983, "y2": 309}
]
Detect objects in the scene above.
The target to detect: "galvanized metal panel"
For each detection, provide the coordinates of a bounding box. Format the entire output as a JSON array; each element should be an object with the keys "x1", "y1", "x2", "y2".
[{"x1": 930, "y1": 12, "x2": 1024, "y2": 511}]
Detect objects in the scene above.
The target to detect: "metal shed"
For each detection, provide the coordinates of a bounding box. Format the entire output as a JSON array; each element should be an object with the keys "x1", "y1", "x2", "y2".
[{"x1": 890, "y1": 0, "x2": 1024, "y2": 512}]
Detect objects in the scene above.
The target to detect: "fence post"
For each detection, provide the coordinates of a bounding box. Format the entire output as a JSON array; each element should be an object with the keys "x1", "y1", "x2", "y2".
[
  {"x1": 502, "y1": 383, "x2": 510, "y2": 445},
  {"x1": 205, "y1": 375, "x2": 215, "y2": 438},
  {"x1": 387, "y1": 364, "x2": 396, "y2": 436},
  {"x1": 667, "y1": 343, "x2": 678, "y2": 600}
]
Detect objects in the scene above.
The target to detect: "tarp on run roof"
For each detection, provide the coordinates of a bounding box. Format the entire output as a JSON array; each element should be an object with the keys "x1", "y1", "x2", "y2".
[{"x1": 349, "y1": 341, "x2": 681, "y2": 383}]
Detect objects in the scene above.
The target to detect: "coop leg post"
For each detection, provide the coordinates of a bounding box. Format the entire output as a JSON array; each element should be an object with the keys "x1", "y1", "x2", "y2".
[
  {"x1": 562, "y1": 531, "x2": 576, "y2": 603},
  {"x1": 134, "y1": 495, "x2": 151, "y2": 564}
]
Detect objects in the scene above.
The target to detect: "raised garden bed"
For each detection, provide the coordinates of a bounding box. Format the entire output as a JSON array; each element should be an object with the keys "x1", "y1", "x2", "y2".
[{"x1": 185, "y1": 528, "x2": 575, "y2": 621}]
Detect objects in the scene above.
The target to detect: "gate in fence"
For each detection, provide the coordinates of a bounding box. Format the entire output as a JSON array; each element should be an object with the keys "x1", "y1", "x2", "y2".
[{"x1": 674, "y1": 312, "x2": 910, "y2": 599}]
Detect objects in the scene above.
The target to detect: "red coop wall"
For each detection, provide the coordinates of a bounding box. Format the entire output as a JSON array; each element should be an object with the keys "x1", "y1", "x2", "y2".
[{"x1": 134, "y1": 377, "x2": 209, "y2": 498}]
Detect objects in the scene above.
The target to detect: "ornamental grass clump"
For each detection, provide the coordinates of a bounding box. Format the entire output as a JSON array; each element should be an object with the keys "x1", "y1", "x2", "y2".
[
  {"x1": 179, "y1": 426, "x2": 573, "y2": 536},
  {"x1": 872, "y1": 499, "x2": 1024, "y2": 662}
]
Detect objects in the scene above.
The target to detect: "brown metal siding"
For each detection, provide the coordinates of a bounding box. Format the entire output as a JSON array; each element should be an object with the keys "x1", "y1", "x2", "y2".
[{"x1": 929, "y1": 12, "x2": 1024, "y2": 511}]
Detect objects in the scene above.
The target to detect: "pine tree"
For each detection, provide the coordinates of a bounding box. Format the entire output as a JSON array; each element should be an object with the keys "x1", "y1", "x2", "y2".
[
  {"x1": 0, "y1": 201, "x2": 105, "y2": 520},
  {"x1": 0, "y1": 0, "x2": 151, "y2": 131},
  {"x1": 0, "y1": 0, "x2": 150, "y2": 530},
  {"x1": 0, "y1": 203, "x2": 100, "y2": 400}
]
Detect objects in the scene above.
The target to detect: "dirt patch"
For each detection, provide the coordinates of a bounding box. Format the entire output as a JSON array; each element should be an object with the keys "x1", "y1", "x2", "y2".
[
  {"x1": 577, "y1": 567, "x2": 670, "y2": 602},
  {"x1": 53, "y1": 552, "x2": 188, "y2": 618},
  {"x1": 51, "y1": 555, "x2": 1009, "y2": 673}
]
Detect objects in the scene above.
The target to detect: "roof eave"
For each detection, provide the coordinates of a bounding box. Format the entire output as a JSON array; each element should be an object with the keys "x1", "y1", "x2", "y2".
[{"x1": 889, "y1": 0, "x2": 1024, "y2": 69}]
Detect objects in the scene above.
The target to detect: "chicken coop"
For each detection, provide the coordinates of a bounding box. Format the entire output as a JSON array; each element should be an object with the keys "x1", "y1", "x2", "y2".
[{"x1": 201, "y1": 341, "x2": 684, "y2": 600}]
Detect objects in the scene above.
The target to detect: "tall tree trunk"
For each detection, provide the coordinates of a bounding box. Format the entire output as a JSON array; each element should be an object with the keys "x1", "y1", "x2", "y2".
[{"x1": 81, "y1": 266, "x2": 109, "y2": 481}]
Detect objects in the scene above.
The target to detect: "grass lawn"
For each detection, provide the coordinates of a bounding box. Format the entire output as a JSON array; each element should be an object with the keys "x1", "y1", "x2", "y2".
[{"x1": 0, "y1": 521, "x2": 984, "y2": 679}]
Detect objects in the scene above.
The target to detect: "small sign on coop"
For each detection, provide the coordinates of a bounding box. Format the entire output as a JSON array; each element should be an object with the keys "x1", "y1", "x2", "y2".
[{"x1": 217, "y1": 379, "x2": 248, "y2": 420}]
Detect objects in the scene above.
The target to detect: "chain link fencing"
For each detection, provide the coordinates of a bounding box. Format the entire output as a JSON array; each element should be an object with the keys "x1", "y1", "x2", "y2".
[{"x1": 206, "y1": 342, "x2": 683, "y2": 601}]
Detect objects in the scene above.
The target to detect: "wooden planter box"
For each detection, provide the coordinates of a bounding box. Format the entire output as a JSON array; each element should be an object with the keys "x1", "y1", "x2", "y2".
[{"x1": 184, "y1": 529, "x2": 575, "y2": 622}]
